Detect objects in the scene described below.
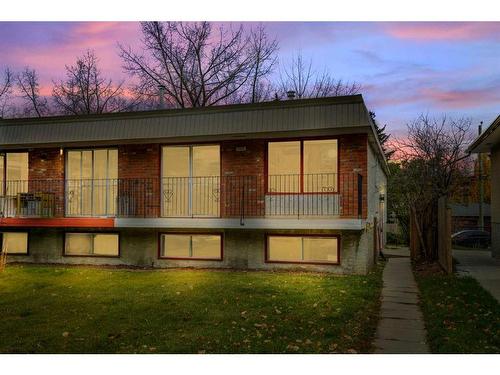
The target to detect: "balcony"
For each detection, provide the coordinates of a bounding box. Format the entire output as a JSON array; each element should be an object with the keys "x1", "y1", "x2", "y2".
[{"x1": 0, "y1": 173, "x2": 363, "y2": 222}]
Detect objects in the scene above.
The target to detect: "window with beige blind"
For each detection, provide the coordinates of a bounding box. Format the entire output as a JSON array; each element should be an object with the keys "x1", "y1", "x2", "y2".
[
  {"x1": 64, "y1": 233, "x2": 119, "y2": 256},
  {"x1": 160, "y1": 233, "x2": 222, "y2": 260},
  {"x1": 161, "y1": 145, "x2": 220, "y2": 217},
  {"x1": 65, "y1": 149, "x2": 118, "y2": 217},
  {"x1": 266, "y1": 235, "x2": 339, "y2": 264},
  {"x1": 267, "y1": 139, "x2": 338, "y2": 193},
  {"x1": 0, "y1": 152, "x2": 29, "y2": 195},
  {"x1": 1, "y1": 232, "x2": 28, "y2": 254}
]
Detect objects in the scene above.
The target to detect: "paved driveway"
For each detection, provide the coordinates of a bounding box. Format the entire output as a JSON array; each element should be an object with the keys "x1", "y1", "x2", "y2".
[{"x1": 453, "y1": 249, "x2": 500, "y2": 303}]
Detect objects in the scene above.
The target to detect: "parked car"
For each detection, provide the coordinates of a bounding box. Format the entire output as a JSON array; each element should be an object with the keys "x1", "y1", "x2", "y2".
[{"x1": 452, "y1": 230, "x2": 491, "y2": 248}]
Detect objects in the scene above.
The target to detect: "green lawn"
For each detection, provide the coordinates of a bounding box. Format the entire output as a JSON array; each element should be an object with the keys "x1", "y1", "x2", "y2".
[
  {"x1": 0, "y1": 264, "x2": 383, "y2": 353},
  {"x1": 416, "y1": 273, "x2": 500, "y2": 353}
]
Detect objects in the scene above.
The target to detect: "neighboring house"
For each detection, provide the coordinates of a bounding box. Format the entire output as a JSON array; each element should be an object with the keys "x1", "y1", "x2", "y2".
[
  {"x1": 0, "y1": 95, "x2": 388, "y2": 274},
  {"x1": 468, "y1": 114, "x2": 500, "y2": 258},
  {"x1": 450, "y1": 203, "x2": 491, "y2": 233}
]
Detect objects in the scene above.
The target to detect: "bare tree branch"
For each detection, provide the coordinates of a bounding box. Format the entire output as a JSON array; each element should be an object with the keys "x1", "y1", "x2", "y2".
[
  {"x1": 389, "y1": 115, "x2": 474, "y2": 260},
  {"x1": 247, "y1": 24, "x2": 278, "y2": 103},
  {"x1": 0, "y1": 68, "x2": 12, "y2": 117},
  {"x1": 52, "y1": 50, "x2": 135, "y2": 115},
  {"x1": 278, "y1": 52, "x2": 361, "y2": 99},
  {"x1": 119, "y1": 22, "x2": 278, "y2": 108},
  {"x1": 16, "y1": 67, "x2": 50, "y2": 117}
]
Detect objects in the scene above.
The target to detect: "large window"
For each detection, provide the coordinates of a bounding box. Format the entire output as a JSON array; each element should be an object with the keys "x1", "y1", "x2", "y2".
[
  {"x1": 0, "y1": 152, "x2": 29, "y2": 196},
  {"x1": 66, "y1": 149, "x2": 118, "y2": 217},
  {"x1": 267, "y1": 139, "x2": 338, "y2": 193},
  {"x1": 162, "y1": 145, "x2": 220, "y2": 217},
  {"x1": 1, "y1": 232, "x2": 28, "y2": 255},
  {"x1": 64, "y1": 233, "x2": 119, "y2": 257},
  {"x1": 266, "y1": 235, "x2": 339, "y2": 264},
  {"x1": 160, "y1": 234, "x2": 222, "y2": 260}
]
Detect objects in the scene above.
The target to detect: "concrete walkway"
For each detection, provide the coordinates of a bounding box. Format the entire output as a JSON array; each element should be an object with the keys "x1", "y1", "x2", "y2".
[
  {"x1": 454, "y1": 249, "x2": 500, "y2": 303},
  {"x1": 373, "y1": 253, "x2": 429, "y2": 353}
]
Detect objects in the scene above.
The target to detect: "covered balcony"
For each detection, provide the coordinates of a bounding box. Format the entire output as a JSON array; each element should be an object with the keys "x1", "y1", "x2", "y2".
[{"x1": 0, "y1": 173, "x2": 364, "y2": 224}]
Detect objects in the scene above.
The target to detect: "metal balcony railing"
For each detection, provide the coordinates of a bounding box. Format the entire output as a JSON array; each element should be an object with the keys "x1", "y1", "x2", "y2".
[{"x1": 0, "y1": 173, "x2": 363, "y2": 220}]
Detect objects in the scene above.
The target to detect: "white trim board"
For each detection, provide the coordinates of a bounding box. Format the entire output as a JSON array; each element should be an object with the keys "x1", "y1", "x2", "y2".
[{"x1": 115, "y1": 218, "x2": 365, "y2": 230}]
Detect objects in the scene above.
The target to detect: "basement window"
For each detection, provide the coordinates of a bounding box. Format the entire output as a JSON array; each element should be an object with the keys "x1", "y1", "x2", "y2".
[
  {"x1": 1, "y1": 232, "x2": 28, "y2": 255},
  {"x1": 160, "y1": 234, "x2": 222, "y2": 260},
  {"x1": 64, "y1": 233, "x2": 119, "y2": 257},
  {"x1": 266, "y1": 235, "x2": 339, "y2": 264}
]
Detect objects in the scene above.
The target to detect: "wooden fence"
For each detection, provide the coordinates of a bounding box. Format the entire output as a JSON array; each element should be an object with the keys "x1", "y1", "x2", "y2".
[
  {"x1": 437, "y1": 196, "x2": 453, "y2": 274},
  {"x1": 409, "y1": 196, "x2": 452, "y2": 274}
]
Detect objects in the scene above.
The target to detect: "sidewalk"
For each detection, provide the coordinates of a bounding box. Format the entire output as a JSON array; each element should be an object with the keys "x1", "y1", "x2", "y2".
[
  {"x1": 454, "y1": 249, "x2": 500, "y2": 303},
  {"x1": 373, "y1": 254, "x2": 429, "y2": 353}
]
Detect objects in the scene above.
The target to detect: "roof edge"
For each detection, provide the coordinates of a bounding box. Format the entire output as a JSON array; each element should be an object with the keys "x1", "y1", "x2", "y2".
[
  {"x1": 467, "y1": 114, "x2": 500, "y2": 153},
  {"x1": 0, "y1": 94, "x2": 364, "y2": 126}
]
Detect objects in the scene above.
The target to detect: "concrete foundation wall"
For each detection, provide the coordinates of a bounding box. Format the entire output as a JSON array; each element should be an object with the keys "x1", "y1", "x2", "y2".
[{"x1": 7, "y1": 228, "x2": 373, "y2": 274}]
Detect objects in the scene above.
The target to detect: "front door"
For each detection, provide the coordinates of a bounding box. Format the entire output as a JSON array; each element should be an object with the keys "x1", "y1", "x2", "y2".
[{"x1": 162, "y1": 145, "x2": 220, "y2": 217}]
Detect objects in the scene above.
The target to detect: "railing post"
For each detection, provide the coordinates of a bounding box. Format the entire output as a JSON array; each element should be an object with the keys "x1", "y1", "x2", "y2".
[{"x1": 357, "y1": 173, "x2": 363, "y2": 219}]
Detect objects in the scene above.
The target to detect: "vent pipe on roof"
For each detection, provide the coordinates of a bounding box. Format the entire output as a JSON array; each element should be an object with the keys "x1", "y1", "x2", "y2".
[
  {"x1": 286, "y1": 90, "x2": 296, "y2": 100},
  {"x1": 158, "y1": 85, "x2": 166, "y2": 109}
]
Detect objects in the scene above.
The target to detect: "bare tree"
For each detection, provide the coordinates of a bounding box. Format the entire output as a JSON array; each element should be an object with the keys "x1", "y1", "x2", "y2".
[
  {"x1": 247, "y1": 24, "x2": 278, "y2": 103},
  {"x1": 120, "y1": 22, "x2": 277, "y2": 108},
  {"x1": 52, "y1": 50, "x2": 132, "y2": 115},
  {"x1": 16, "y1": 67, "x2": 50, "y2": 117},
  {"x1": 390, "y1": 115, "x2": 473, "y2": 261},
  {"x1": 279, "y1": 52, "x2": 360, "y2": 99},
  {"x1": 0, "y1": 68, "x2": 12, "y2": 117}
]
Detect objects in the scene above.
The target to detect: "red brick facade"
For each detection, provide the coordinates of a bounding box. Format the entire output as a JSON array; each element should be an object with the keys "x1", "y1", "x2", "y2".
[
  {"x1": 18, "y1": 134, "x2": 368, "y2": 220},
  {"x1": 338, "y1": 134, "x2": 368, "y2": 218},
  {"x1": 118, "y1": 144, "x2": 161, "y2": 217},
  {"x1": 118, "y1": 144, "x2": 160, "y2": 179},
  {"x1": 220, "y1": 140, "x2": 266, "y2": 217},
  {"x1": 28, "y1": 148, "x2": 65, "y2": 217}
]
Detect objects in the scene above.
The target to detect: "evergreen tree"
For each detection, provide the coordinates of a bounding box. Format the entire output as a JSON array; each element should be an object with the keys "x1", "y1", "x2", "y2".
[{"x1": 369, "y1": 111, "x2": 395, "y2": 160}]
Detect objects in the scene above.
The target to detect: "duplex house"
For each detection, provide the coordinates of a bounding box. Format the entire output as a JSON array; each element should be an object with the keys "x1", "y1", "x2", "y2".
[{"x1": 0, "y1": 95, "x2": 388, "y2": 274}]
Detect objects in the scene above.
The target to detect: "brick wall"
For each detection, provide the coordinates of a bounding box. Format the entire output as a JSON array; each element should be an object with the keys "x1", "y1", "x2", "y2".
[
  {"x1": 219, "y1": 135, "x2": 368, "y2": 219},
  {"x1": 220, "y1": 140, "x2": 266, "y2": 217},
  {"x1": 117, "y1": 144, "x2": 161, "y2": 217},
  {"x1": 338, "y1": 134, "x2": 368, "y2": 218},
  {"x1": 28, "y1": 148, "x2": 65, "y2": 217},
  {"x1": 23, "y1": 135, "x2": 368, "y2": 220}
]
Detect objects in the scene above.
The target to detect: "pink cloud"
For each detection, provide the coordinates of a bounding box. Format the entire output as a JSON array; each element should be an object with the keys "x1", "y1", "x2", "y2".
[
  {"x1": 382, "y1": 22, "x2": 500, "y2": 41},
  {"x1": 420, "y1": 85, "x2": 500, "y2": 108}
]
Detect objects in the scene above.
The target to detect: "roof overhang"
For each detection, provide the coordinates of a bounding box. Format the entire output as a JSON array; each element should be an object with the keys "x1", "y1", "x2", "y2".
[
  {"x1": 467, "y1": 115, "x2": 500, "y2": 154},
  {"x1": 0, "y1": 94, "x2": 389, "y2": 174}
]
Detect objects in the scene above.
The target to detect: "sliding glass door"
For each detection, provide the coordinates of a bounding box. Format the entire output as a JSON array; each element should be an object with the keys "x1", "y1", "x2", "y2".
[
  {"x1": 162, "y1": 145, "x2": 220, "y2": 217},
  {"x1": 66, "y1": 149, "x2": 118, "y2": 217},
  {"x1": 1, "y1": 152, "x2": 29, "y2": 195}
]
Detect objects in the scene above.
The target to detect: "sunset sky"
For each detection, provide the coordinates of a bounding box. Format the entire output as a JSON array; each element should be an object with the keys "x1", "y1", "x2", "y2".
[{"x1": 0, "y1": 21, "x2": 499, "y2": 135}]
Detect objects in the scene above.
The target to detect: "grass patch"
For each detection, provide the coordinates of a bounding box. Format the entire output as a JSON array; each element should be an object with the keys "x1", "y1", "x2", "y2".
[
  {"x1": 0, "y1": 264, "x2": 383, "y2": 353},
  {"x1": 416, "y1": 272, "x2": 500, "y2": 353}
]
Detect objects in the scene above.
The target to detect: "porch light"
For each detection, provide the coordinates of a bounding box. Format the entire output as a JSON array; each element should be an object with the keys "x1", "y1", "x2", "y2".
[
  {"x1": 59, "y1": 148, "x2": 63, "y2": 156},
  {"x1": 379, "y1": 193, "x2": 385, "y2": 202}
]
